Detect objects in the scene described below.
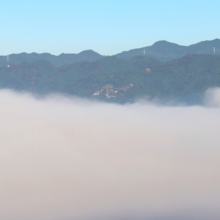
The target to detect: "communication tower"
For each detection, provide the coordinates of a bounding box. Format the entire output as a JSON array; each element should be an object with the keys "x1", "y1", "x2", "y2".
[{"x1": 7, "y1": 55, "x2": 10, "y2": 68}]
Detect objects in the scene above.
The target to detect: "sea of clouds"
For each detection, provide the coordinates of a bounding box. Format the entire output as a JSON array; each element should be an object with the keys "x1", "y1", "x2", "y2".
[{"x1": 0, "y1": 88, "x2": 220, "y2": 220}]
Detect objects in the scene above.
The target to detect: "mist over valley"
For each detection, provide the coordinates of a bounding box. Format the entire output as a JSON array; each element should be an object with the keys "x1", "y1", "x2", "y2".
[
  {"x1": 0, "y1": 89, "x2": 220, "y2": 219},
  {"x1": 2, "y1": 0, "x2": 220, "y2": 218}
]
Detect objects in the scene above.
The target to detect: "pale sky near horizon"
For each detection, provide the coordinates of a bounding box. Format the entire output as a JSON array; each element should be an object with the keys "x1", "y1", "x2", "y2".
[{"x1": 1, "y1": 0, "x2": 219, "y2": 55}]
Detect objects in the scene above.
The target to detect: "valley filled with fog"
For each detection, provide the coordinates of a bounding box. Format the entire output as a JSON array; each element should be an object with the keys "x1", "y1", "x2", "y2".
[{"x1": 0, "y1": 88, "x2": 219, "y2": 220}]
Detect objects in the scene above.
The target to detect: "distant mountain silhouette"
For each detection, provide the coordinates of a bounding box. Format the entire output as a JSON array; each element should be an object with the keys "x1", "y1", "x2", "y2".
[
  {"x1": 1, "y1": 39, "x2": 220, "y2": 104},
  {"x1": 1, "y1": 39, "x2": 220, "y2": 68},
  {"x1": 0, "y1": 50, "x2": 104, "y2": 67},
  {"x1": 116, "y1": 39, "x2": 220, "y2": 61}
]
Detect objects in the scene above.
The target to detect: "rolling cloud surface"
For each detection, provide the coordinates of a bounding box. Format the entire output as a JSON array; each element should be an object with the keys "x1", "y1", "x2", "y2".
[{"x1": 0, "y1": 89, "x2": 220, "y2": 220}]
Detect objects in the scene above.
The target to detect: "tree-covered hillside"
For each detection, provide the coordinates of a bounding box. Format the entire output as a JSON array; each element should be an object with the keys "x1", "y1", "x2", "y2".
[
  {"x1": 116, "y1": 39, "x2": 220, "y2": 61},
  {"x1": 0, "y1": 54, "x2": 220, "y2": 104}
]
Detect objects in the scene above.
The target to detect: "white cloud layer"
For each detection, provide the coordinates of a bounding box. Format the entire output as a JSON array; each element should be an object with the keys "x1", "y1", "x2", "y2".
[{"x1": 0, "y1": 89, "x2": 220, "y2": 220}]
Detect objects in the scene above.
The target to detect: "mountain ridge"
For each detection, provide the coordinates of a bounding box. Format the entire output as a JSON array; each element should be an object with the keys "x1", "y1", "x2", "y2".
[
  {"x1": 0, "y1": 53, "x2": 220, "y2": 104},
  {"x1": 1, "y1": 39, "x2": 220, "y2": 67},
  {"x1": 0, "y1": 39, "x2": 220, "y2": 104},
  {"x1": 116, "y1": 39, "x2": 220, "y2": 61},
  {"x1": 0, "y1": 50, "x2": 104, "y2": 67}
]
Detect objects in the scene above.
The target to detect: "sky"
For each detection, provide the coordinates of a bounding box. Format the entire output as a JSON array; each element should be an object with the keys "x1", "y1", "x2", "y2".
[
  {"x1": 1, "y1": 0, "x2": 220, "y2": 55},
  {"x1": 0, "y1": 89, "x2": 220, "y2": 220}
]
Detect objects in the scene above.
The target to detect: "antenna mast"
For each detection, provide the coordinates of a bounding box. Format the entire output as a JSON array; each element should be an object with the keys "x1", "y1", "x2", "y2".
[{"x1": 7, "y1": 55, "x2": 10, "y2": 68}]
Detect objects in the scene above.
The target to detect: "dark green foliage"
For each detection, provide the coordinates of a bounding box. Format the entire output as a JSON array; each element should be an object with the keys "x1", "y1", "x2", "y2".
[{"x1": 0, "y1": 53, "x2": 220, "y2": 105}]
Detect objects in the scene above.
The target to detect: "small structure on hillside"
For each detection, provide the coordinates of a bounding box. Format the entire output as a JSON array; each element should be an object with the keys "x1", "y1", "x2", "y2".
[
  {"x1": 7, "y1": 55, "x2": 10, "y2": 68},
  {"x1": 145, "y1": 68, "x2": 151, "y2": 73}
]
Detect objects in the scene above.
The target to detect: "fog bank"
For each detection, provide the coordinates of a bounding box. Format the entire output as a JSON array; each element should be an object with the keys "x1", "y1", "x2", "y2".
[{"x1": 0, "y1": 89, "x2": 220, "y2": 220}]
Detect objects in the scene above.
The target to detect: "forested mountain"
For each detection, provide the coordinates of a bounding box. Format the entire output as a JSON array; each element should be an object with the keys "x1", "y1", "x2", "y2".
[
  {"x1": 1, "y1": 39, "x2": 220, "y2": 67},
  {"x1": 116, "y1": 39, "x2": 220, "y2": 61},
  {"x1": 0, "y1": 50, "x2": 103, "y2": 67},
  {"x1": 0, "y1": 53, "x2": 220, "y2": 104}
]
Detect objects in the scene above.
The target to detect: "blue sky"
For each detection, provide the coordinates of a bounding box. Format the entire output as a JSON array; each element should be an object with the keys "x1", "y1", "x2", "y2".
[{"x1": 1, "y1": 0, "x2": 219, "y2": 55}]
